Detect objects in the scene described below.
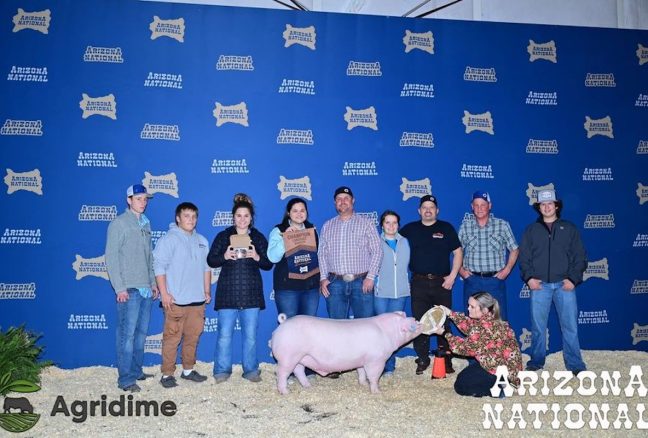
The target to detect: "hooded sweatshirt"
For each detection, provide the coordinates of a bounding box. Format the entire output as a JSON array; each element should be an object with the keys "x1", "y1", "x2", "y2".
[{"x1": 153, "y1": 223, "x2": 210, "y2": 305}]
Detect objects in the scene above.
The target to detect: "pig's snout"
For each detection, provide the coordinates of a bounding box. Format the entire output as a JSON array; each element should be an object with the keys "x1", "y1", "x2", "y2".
[{"x1": 277, "y1": 313, "x2": 288, "y2": 324}]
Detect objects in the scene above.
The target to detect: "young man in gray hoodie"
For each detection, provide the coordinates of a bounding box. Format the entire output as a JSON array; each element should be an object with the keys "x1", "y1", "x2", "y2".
[
  {"x1": 105, "y1": 184, "x2": 159, "y2": 392},
  {"x1": 153, "y1": 202, "x2": 212, "y2": 388}
]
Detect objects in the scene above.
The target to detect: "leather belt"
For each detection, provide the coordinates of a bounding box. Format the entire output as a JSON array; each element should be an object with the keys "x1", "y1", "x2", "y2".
[
  {"x1": 413, "y1": 273, "x2": 443, "y2": 280},
  {"x1": 472, "y1": 271, "x2": 498, "y2": 277},
  {"x1": 329, "y1": 272, "x2": 367, "y2": 282}
]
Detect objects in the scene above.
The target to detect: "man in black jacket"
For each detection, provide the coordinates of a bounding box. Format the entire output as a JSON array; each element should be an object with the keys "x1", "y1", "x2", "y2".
[{"x1": 519, "y1": 189, "x2": 588, "y2": 374}]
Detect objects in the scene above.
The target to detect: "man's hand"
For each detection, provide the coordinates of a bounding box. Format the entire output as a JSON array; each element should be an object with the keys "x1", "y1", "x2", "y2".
[
  {"x1": 442, "y1": 275, "x2": 455, "y2": 290},
  {"x1": 152, "y1": 285, "x2": 159, "y2": 300},
  {"x1": 527, "y1": 278, "x2": 542, "y2": 290},
  {"x1": 161, "y1": 291, "x2": 175, "y2": 310},
  {"x1": 459, "y1": 267, "x2": 472, "y2": 279},
  {"x1": 320, "y1": 279, "x2": 330, "y2": 297},
  {"x1": 116, "y1": 291, "x2": 129, "y2": 303},
  {"x1": 204, "y1": 291, "x2": 212, "y2": 304},
  {"x1": 562, "y1": 279, "x2": 575, "y2": 291},
  {"x1": 362, "y1": 278, "x2": 374, "y2": 293},
  {"x1": 495, "y1": 266, "x2": 512, "y2": 280}
]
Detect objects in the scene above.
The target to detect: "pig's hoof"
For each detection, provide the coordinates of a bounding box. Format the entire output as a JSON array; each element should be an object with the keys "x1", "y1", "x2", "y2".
[{"x1": 278, "y1": 387, "x2": 289, "y2": 395}]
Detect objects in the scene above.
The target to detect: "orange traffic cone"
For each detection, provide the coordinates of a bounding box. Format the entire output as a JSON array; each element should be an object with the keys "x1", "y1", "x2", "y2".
[{"x1": 431, "y1": 350, "x2": 446, "y2": 379}]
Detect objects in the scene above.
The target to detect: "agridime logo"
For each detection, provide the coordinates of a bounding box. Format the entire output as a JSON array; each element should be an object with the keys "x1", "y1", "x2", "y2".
[
  {"x1": 0, "y1": 373, "x2": 41, "y2": 433},
  {"x1": 50, "y1": 394, "x2": 176, "y2": 424}
]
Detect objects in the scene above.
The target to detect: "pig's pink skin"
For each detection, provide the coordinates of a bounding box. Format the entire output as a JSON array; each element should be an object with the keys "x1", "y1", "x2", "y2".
[{"x1": 271, "y1": 311, "x2": 422, "y2": 394}]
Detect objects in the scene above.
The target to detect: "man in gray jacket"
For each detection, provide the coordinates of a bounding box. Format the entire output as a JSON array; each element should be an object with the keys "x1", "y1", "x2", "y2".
[
  {"x1": 519, "y1": 189, "x2": 588, "y2": 374},
  {"x1": 105, "y1": 184, "x2": 158, "y2": 392}
]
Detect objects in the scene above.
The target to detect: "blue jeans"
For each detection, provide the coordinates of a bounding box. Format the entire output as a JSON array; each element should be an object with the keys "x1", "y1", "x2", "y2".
[
  {"x1": 275, "y1": 288, "x2": 319, "y2": 318},
  {"x1": 374, "y1": 296, "x2": 408, "y2": 373},
  {"x1": 463, "y1": 275, "x2": 508, "y2": 320},
  {"x1": 528, "y1": 281, "x2": 586, "y2": 371},
  {"x1": 116, "y1": 289, "x2": 153, "y2": 389},
  {"x1": 325, "y1": 276, "x2": 374, "y2": 319},
  {"x1": 213, "y1": 308, "x2": 260, "y2": 379}
]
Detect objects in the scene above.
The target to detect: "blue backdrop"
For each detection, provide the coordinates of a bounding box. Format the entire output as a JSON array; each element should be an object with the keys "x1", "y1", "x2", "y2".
[{"x1": 1, "y1": 0, "x2": 647, "y2": 369}]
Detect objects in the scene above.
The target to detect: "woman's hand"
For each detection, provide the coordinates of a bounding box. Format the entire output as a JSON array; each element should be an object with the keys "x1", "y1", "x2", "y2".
[
  {"x1": 247, "y1": 244, "x2": 260, "y2": 262},
  {"x1": 225, "y1": 246, "x2": 237, "y2": 260}
]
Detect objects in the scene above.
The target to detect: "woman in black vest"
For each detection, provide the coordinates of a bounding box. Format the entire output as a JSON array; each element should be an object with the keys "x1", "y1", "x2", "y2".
[{"x1": 267, "y1": 198, "x2": 320, "y2": 318}]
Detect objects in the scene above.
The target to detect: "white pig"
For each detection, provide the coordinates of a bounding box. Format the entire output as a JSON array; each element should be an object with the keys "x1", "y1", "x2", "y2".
[{"x1": 271, "y1": 311, "x2": 422, "y2": 394}]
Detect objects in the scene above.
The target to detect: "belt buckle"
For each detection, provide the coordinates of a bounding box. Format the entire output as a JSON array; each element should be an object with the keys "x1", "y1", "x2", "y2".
[{"x1": 342, "y1": 273, "x2": 355, "y2": 282}]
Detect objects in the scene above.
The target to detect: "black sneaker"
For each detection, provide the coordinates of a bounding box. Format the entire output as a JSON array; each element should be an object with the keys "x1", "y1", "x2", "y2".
[
  {"x1": 180, "y1": 370, "x2": 208, "y2": 383},
  {"x1": 137, "y1": 372, "x2": 154, "y2": 381},
  {"x1": 415, "y1": 359, "x2": 430, "y2": 375},
  {"x1": 160, "y1": 376, "x2": 178, "y2": 388},
  {"x1": 445, "y1": 355, "x2": 455, "y2": 374},
  {"x1": 122, "y1": 383, "x2": 141, "y2": 393}
]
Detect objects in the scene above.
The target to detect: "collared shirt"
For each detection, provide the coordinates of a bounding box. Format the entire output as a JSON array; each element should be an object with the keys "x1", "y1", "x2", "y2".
[
  {"x1": 318, "y1": 213, "x2": 382, "y2": 281},
  {"x1": 458, "y1": 214, "x2": 518, "y2": 273},
  {"x1": 136, "y1": 213, "x2": 153, "y2": 298}
]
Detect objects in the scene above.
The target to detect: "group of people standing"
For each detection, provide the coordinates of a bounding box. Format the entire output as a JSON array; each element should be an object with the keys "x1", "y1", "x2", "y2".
[{"x1": 105, "y1": 183, "x2": 588, "y2": 398}]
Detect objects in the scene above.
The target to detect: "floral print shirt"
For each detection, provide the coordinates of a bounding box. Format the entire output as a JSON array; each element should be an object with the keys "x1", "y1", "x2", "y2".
[{"x1": 446, "y1": 311, "x2": 522, "y2": 386}]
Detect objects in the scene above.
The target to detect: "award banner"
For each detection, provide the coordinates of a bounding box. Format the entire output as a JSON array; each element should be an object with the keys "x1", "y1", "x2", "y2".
[{"x1": 284, "y1": 228, "x2": 319, "y2": 280}]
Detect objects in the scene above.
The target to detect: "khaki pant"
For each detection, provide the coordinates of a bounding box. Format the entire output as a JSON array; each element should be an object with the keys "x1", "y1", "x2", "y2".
[{"x1": 161, "y1": 304, "x2": 205, "y2": 375}]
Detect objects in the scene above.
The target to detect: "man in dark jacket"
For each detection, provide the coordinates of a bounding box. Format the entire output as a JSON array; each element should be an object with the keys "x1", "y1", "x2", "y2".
[{"x1": 519, "y1": 189, "x2": 588, "y2": 374}]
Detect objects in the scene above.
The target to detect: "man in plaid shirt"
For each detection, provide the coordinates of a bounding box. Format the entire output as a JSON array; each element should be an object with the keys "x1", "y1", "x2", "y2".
[
  {"x1": 458, "y1": 191, "x2": 519, "y2": 320},
  {"x1": 318, "y1": 186, "x2": 382, "y2": 322}
]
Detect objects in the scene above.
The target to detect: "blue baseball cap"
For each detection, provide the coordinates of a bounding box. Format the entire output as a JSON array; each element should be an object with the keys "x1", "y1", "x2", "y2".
[
  {"x1": 126, "y1": 184, "x2": 153, "y2": 198},
  {"x1": 472, "y1": 191, "x2": 491, "y2": 203}
]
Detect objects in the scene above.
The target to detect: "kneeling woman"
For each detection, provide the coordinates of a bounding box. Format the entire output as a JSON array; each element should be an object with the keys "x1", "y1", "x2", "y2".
[{"x1": 434, "y1": 292, "x2": 522, "y2": 396}]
